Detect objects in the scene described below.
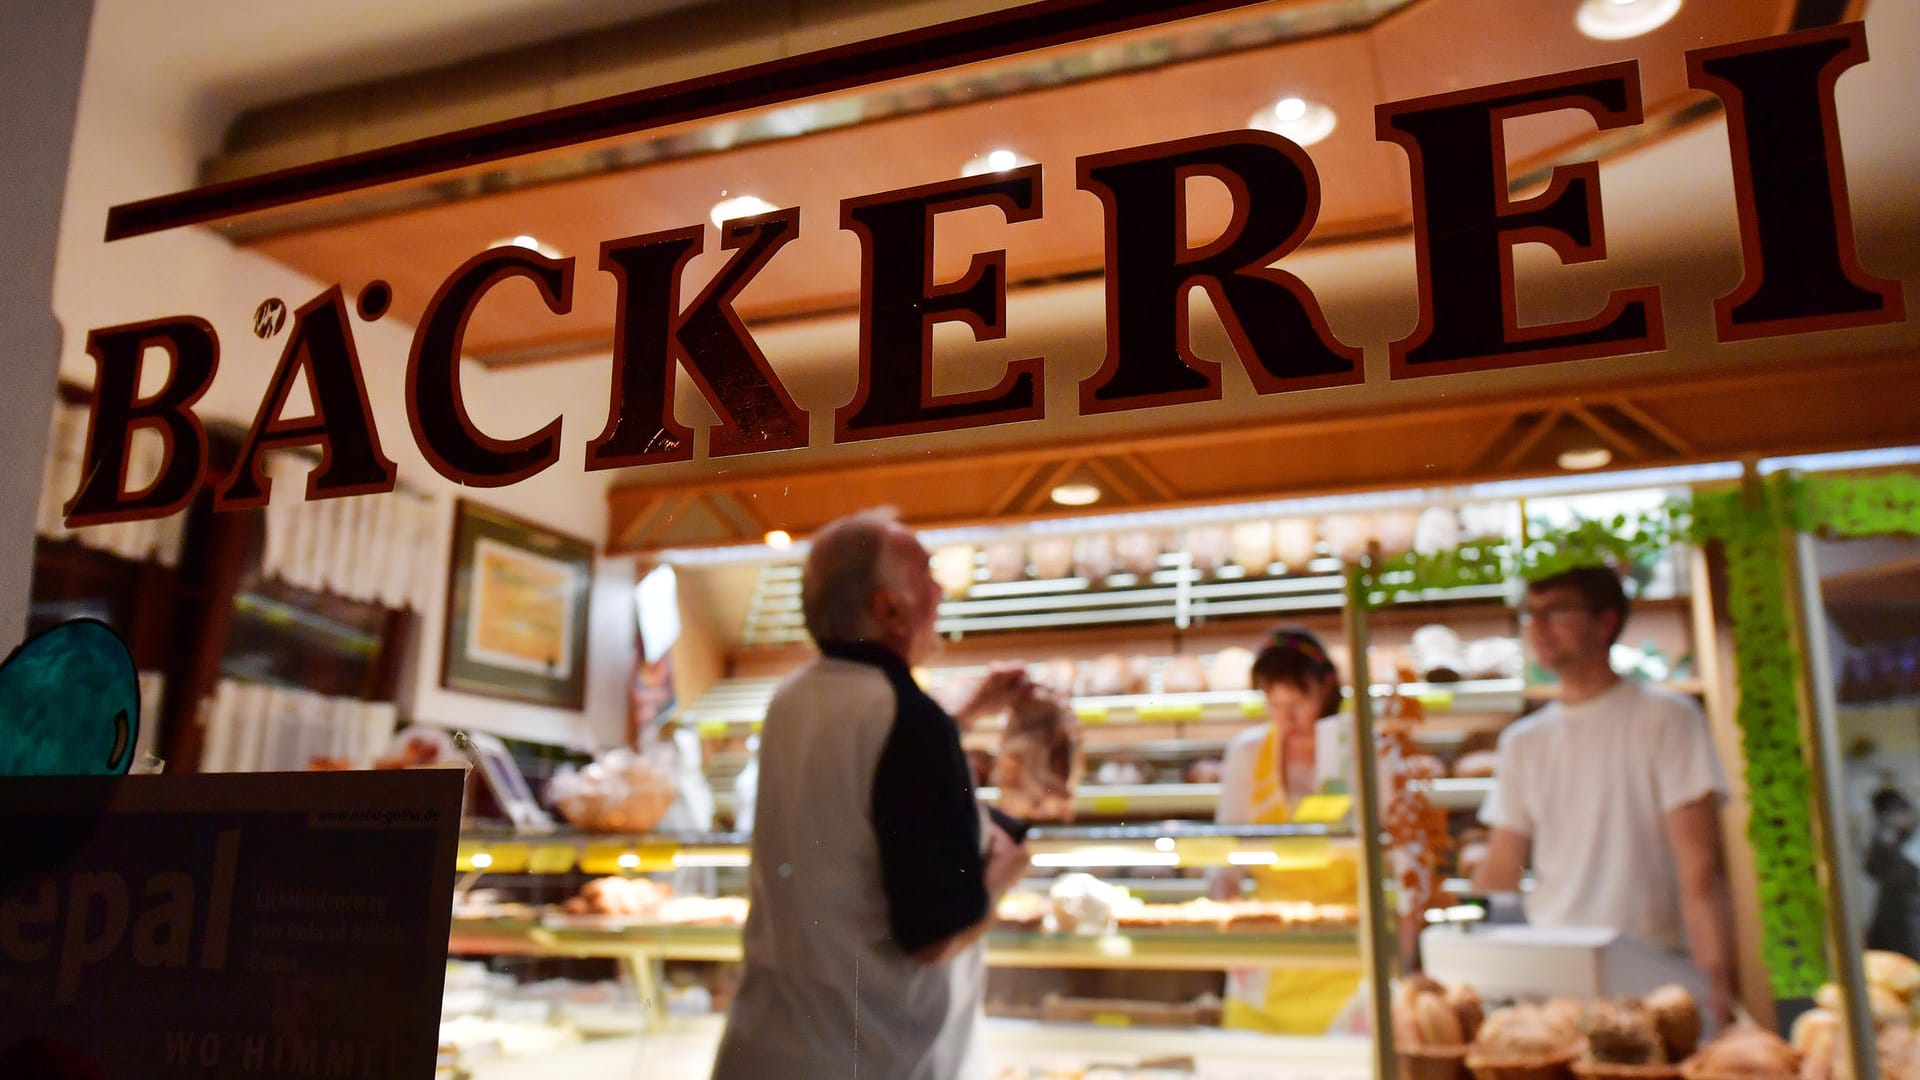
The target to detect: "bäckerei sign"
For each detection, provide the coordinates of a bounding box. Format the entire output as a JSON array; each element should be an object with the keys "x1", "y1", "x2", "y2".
[{"x1": 64, "y1": 17, "x2": 1904, "y2": 529}]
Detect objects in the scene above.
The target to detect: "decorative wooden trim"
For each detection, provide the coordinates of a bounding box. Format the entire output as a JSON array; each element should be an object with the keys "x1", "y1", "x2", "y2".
[{"x1": 104, "y1": 0, "x2": 1278, "y2": 240}]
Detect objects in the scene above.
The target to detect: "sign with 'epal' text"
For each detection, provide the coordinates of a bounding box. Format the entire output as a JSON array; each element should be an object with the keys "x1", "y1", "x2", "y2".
[{"x1": 0, "y1": 770, "x2": 461, "y2": 1078}]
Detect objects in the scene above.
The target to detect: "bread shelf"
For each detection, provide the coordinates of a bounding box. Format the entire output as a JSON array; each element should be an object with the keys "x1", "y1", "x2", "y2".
[
  {"x1": 1422, "y1": 777, "x2": 1495, "y2": 811},
  {"x1": 980, "y1": 782, "x2": 1223, "y2": 817},
  {"x1": 682, "y1": 677, "x2": 1530, "y2": 735},
  {"x1": 447, "y1": 917, "x2": 1359, "y2": 972},
  {"x1": 457, "y1": 822, "x2": 1352, "y2": 875}
]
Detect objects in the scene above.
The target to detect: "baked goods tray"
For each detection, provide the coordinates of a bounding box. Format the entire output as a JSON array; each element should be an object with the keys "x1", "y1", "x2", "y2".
[{"x1": 448, "y1": 918, "x2": 1358, "y2": 970}]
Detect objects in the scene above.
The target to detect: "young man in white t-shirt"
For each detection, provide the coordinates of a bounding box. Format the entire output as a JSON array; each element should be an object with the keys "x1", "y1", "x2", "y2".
[{"x1": 1472, "y1": 566, "x2": 1738, "y2": 1025}]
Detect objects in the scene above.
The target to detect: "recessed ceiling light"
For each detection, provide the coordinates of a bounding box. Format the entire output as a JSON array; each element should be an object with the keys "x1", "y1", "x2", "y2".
[
  {"x1": 763, "y1": 529, "x2": 793, "y2": 550},
  {"x1": 1575, "y1": 0, "x2": 1681, "y2": 40},
  {"x1": 1050, "y1": 483, "x2": 1102, "y2": 507},
  {"x1": 1557, "y1": 447, "x2": 1614, "y2": 471},
  {"x1": 710, "y1": 194, "x2": 779, "y2": 227},
  {"x1": 487, "y1": 234, "x2": 562, "y2": 259},
  {"x1": 1248, "y1": 96, "x2": 1337, "y2": 147},
  {"x1": 960, "y1": 148, "x2": 1034, "y2": 177}
]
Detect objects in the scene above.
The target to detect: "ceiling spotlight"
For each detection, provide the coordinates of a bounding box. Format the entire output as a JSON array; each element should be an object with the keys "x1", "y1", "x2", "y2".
[
  {"x1": 960, "y1": 147, "x2": 1034, "y2": 176},
  {"x1": 1557, "y1": 447, "x2": 1614, "y2": 471},
  {"x1": 1050, "y1": 483, "x2": 1102, "y2": 507},
  {"x1": 1248, "y1": 96, "x2": 1337, "y2": 147},
  {"x1": 710, "y1": 194, "x2": 779, "y2": 227},
  {"x1": 763, "y1": 529, "x2": 793, "y2": 550},
  {"x1": 487, "y1": 234, "x2": 562, "y2": 259},
  {"x1": 1575, "y1": 0, "x2": 1681, "y2": 40}
]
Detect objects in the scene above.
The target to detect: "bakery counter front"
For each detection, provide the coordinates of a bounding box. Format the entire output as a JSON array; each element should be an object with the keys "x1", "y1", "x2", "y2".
[
  {"x1": 460, "y1": 1014, "x2": 1374, "y2": 1080},
  {"x1": 443, "y1": 822, "x2": 1367, "y2": 1075}
]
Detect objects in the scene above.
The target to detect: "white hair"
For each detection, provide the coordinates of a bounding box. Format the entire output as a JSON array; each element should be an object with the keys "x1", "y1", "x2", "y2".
[{"x1": 801, "y1": 507, "x2": 917, "y2": 644}]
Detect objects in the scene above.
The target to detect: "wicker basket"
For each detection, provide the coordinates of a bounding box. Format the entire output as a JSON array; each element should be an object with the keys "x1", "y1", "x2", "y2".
[
  {"x1": 1398, "y1": 1045, "x2": 1469, "y2": 1080},
  {"x1": 1571, "y1": 1062, "x2": 1682, "y2": 1080},
  {"x1": 1465, "y1": 1049, "x2": 1582, "y2": 1080}
]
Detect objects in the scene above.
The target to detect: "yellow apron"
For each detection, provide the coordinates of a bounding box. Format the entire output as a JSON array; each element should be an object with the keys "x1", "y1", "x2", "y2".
[{"x1": 1221, "y1": 726, "x2": 1364, "y2": 1034}]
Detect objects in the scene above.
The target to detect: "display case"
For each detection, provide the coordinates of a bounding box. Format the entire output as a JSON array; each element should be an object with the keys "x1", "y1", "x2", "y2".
[{"x1": 449, "y1": 823, "x2": 1361, "y2": 996}]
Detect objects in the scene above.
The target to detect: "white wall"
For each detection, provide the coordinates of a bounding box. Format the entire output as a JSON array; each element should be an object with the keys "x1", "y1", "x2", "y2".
[
  {"x1": 0, "y1": 2, "x2": 93, "y2": 644},
  {"x1": 48, "y1": 4, "x2": 637, "y2": 752}
]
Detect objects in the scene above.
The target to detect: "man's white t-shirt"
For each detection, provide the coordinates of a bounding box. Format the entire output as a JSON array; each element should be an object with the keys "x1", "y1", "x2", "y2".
[{"x1": 1479, "y1": 678, "x2": 1727, "y2": 950}]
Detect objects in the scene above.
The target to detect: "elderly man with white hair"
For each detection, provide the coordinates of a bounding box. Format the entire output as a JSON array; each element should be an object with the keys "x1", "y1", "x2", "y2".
[{"x1": 711, "y1": 508, "x2": 1031, "y2": 1080}]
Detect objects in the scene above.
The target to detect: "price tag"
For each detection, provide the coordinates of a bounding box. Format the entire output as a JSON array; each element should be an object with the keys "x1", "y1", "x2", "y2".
[
  {"x1": 581, "y1": 842, "x2": 678, "y2": 875},
  {"x1": 1137, "y1": 703, "x2": 1204, "y2": 723},
  {"x1": 1074, "y1": 704, "x2": 1111, "y2": 725},
  {"x1": 1089, "y1": 795, "x2": 1128, "y2": 816},
  {"x1": 1092, "y1": 1013, "x2": 1133, "y2": 1028},
  {"x1": 1417, "y1": 690, "x2": 1456, "y2": 710},
  {"x1": 1292, "y1": 794, "x2": 1352, "y2": 824},
  {"x1": 474, "y1": 842, "x2": 531, "y2": 874},
  {"x1": 1240, "y1": 698, "x2": 1268, "y2": 719},
  {"x1": 1175, "y1": 836, "x2": 1239, "y2": 867},
  {"x1": 1268, "y1": 836, "x2": 1335, "y2": 870},
  {"x1": 696, "y1": 718, "x2": 731, "y2": 738},
  {"x1": 529, "y1": 843, "x2": 578, "y2": 875}
]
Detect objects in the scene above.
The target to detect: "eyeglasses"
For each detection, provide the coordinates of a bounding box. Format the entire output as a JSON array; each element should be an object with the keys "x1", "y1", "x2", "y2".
[{"x1": 1517, "y1": 601, "x2": 1592, "y2": 624}]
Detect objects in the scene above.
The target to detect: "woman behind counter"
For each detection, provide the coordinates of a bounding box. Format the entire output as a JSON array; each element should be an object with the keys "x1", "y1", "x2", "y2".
[{"x1": 1211, "y1": 626, "x2": 1362, "y2": 1034}]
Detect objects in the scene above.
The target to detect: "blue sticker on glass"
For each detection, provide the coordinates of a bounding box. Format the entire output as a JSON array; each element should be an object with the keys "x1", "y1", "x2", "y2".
[{"x1": 0, "y1": 618, "x2": 140, "y2": 777}]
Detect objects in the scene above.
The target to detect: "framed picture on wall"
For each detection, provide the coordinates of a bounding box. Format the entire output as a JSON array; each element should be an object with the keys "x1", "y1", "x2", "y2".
[{"x1": 442, "y1": 499, "x2": 594, "y2": 709}]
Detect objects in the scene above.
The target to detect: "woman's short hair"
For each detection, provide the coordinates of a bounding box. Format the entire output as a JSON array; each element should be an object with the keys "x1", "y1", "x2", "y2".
[
  {"x1": 801, "y1": 507, "x2": 909, "y2": 643},
  {"x1": 1251, "y1": 625, "x2": 1343, "y2": 716}
]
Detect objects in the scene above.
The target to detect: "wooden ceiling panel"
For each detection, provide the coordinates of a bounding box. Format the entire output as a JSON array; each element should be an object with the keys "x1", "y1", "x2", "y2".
[
  {"x1": 605, "y1": 350, "x2": 1920, "y2": 553},
  {"x1": 248, "y1": 27, "x2": 1405, "y2": 364},
  {"x1": 1370, "y1": 0, "x2": 1792, "y2": 166}
]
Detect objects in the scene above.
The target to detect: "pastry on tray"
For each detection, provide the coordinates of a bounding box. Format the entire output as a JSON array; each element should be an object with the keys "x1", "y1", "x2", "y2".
[{"x1": 1466, "y1": 1002, "x2": 1585, "y2": 1080}]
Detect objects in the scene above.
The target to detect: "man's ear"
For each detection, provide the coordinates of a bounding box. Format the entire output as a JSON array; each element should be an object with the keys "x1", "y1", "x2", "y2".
[{"x1": 868, "y1": 584, "x2": 899, "y2": 628}]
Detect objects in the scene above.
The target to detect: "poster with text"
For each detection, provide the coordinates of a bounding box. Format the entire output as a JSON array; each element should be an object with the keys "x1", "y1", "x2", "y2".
[{"x1": 0, "y1": 769, "x2": 462, "y2": 1077}]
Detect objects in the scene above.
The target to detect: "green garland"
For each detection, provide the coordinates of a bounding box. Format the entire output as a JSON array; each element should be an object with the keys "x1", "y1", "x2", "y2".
[
  {"x1": 1705, "y1": 472, "x2": 1920, "y2": 995},
  {"x1": 1692, "y1": 486, "x2": 1829, "y2": 997},
  {"x1": 1782, "y1": 471, "x2": 1920, "y2": 539}
]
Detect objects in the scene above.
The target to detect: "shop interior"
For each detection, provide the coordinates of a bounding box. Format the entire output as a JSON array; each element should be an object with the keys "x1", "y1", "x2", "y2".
[{"x1": 30, "y1": 0, "x2": 1920, "y2": 1077}]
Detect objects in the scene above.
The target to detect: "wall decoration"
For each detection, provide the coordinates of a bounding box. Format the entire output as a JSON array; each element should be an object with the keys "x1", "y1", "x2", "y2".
[{"x1": 442, "y1": 500, "x2": 593, "y2": 709}]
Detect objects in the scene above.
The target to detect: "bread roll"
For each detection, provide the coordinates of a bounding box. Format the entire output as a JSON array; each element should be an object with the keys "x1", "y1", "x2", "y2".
[
  {"x1": 1034, "y1": 658, "x2": 1078, "y2": 696},
  {"x1": 1077, "y1": 654, "x2": 1132, "y2": 697},
  {"x1": 1413, "y1": 506, "x2": 1461, "y2": 556},
  {"x1": 1029, "y1": 537, "x2": 1075, "y2": 580},
  {"x1": 1375, "y1": 509, "x2": 1420, "y2": 560},
  {"x1": 1187, "y1": 526, "x2": 1231, "y2": 573},
  {"x1": 1073, "y1": 534, "x2": 1115, "y2": 581},
  {"x1": 930, "y1": 545, "x2": 976, "y2": 598},
  {"x1": 1643, "y1": 980, "x2": 1704, "y2": 1053},
  {"x1": 1115, "y1": 530, "x2": 1164, "y2": 576},
  {"x1": 1161, "y1": 655, "x2": 1209, "y2": 694},
  {"x1": 1447, "y1": 983, "x2": 1485, "y2": 1043},
  {"x1": 1273, "y1": 517, "x2": 1317, "y2": 568},
  {"x1": 1870, "y1": 950, "x2": 1920, "y2": 1000},
  {"x1": 1232, "y1": 520, "x2": 1275, "y2": 573},
  {"x1": 1454, "y1": 750, "x2": 1500, "y2": 778},
  {"x1": 1470, "y1": 1003, "x2": 1582, "y2": 1062},
  {"x1": 1185, "y1": 758, "x2": 1223, "y2": 784},
  {"x1": 983, "y1": 540, "x2": 1027, "y2": 583},
  {"x1": 1689, "y1": 1026, "x2": 1796, "y2": 1077},
  {"x1": 1320, "y1": 513, "x2": 1373, "y2": 563},
  {"x1": 1210, "y1": 647, "x2": 1256, "y2": 691}
]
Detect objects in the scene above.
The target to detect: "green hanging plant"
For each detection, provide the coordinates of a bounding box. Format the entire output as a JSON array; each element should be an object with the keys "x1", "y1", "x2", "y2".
[{"x1": 1517, "y1": 501, "x2": 1691, "y2": 594}]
